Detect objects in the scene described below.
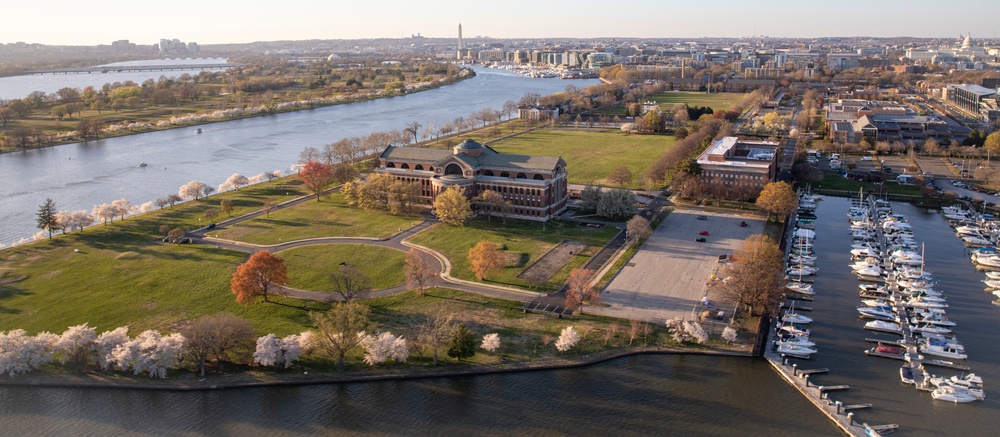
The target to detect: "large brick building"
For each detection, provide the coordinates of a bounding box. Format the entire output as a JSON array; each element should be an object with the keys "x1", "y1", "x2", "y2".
[
  {"x1": 375, "y1": 139, "x2": 568, "y2": 221},
  {"x1": 696, "y1": 137, "x2": 780, "y2": 190}
]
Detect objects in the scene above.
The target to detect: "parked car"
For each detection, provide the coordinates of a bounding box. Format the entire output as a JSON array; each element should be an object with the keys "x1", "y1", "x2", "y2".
[
  {"x1": 179, "y1": 237, "x2": 191, "y2": 244},
  {"x1": 207, "y1": 223, "x2": 217, "y2": 229},
  {"x1": 695, "y1": 237, "x2": 707, "y2": 243},
  {"x1": 696, "y1": 215, "x2": 708, "y2": 220},
  {"x1": 740, "y1": 221, "x2": 748, "y2": 227},
  {"x1": 699, "y1": 231, "x2": 709, "y2": 236}
]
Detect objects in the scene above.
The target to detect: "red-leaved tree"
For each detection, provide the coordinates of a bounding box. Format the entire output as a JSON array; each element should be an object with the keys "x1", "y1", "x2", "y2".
[
  {"x1": 299, "y1": 161, "x2": 334, "y2": 201},
  {"x1": 231, "y1": 250, "x2": 289, "y2": 305}
]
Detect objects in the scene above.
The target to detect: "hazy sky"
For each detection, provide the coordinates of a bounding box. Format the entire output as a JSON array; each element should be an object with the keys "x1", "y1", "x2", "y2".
[{"x1": 5, "y1": 0, "x2": 999, "y2": 46}]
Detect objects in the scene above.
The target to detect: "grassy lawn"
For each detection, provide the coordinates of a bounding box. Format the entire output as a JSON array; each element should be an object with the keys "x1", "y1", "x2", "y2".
[
  {"x1": 278, "y1": 245, "x2": 407, "y2": 291},
  {"x1": 0, "y1": 177, "x2": 333, "y2": 336},
  {"x1": 488, "y1": 129, "x2": 674, "y2": 188},
  {"x1": 213, "y1": 192, "x2": 421, "y2": 245},
  {"x1": 818, "y1": 172, "x2": 922, "y2": 196},
  {"x1": 594, "y1": 92, "x2": 745, "y2": 116},
  {"x1": 408, "y1": 218, "x2": 618, "y2": 290}
]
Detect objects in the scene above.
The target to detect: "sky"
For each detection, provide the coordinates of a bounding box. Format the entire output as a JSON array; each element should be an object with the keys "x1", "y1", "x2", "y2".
[{"x1": 5, "y1": 0, "x2": 999, "y2": 46}]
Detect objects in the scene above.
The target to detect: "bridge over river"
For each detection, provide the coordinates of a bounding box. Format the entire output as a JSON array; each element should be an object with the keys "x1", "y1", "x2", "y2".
[{"x1": 27, "y1": 63, "x2": 239, "y2": 75}]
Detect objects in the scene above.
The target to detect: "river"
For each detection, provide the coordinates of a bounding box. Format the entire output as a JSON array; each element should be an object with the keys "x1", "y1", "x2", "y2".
[
  {"x1": 0, "y1": 67, "x2": 597, "y2": 246},
  {"x1": 0, "y1": 355, "x2": 837, "y2": 436}
]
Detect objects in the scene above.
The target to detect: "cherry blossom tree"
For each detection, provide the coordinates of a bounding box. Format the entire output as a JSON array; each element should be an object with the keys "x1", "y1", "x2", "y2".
[
  {"x1": 92, "y1": 203, "x2": 116, "y2": 224},
  {"x1": 111, "y1": 198, "x2": 131, "y2": 221},
  {"x1": 219, "y1": 173, "x2": 249, "y2": 192},
  {"x1": 0, "y1": 329, "x2": 57, "y2": 376},
  {"x1": 683, "y1": 321, "x2": 709, "y2": 344},
  {"x1": 54, "y1": 323, "x2": 97, "y2": 369},
  {"x1": 109, "y1": 330, "x2": 186, "y2": 378},
  {"x1": 179, "y1": 180, "x2": 210, "y2": 200},
  {"x1": 56, "y1": 210, "x2": 93, "y2": 233},
  {"x1": 253, "y1": 334, "x2": 303, "y2": 368},
  {"x1": 554, "y1": 326, "x2": 580, "y2": 352},
  {"x1": 138, "y1": 201, "x2": 155, "y2": 213},
  {"x1": 480, "y1": 333, "x2": 500, "y2": 353},
  {"x1": 95, "y1": 327, "x2": 129, "y2": 369},
  {"x1": 358, "y1": 332, "x2": 409, "y2": 366},
  {"x1": 722, "y1": 326, "x2": 738, "y2": 344}
]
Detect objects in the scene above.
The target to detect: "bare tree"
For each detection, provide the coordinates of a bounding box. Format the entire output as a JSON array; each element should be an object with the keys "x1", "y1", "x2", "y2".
[
  {"x1": 330, "y1": 264, "x2": 372, "y2": 302},
  {"x1": 310, "y1": 301, "x2": 374, "y2": 371},
  {"x1": 403, "y1": 122, "x2": 422, "y2": 144},
  {"x1": 417, "y1": 311, "x2": 456, "y2": 366},
  {"x1": 405, "y1": 248, "x2": 439, "y2": 295},
  {"x1": 181, "y1": 313, "x2": 255, "y2": 376}
]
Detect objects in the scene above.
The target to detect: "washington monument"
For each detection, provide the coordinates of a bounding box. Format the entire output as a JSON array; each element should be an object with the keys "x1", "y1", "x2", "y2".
[{"x1": 457, "y1": 23, "x2": 463, "y2": 60}]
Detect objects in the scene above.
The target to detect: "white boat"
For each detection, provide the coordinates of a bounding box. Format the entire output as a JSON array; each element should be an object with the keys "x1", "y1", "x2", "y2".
[
  {"x1": 787, "y1": 266, "x2": 817, "y2": 276},
  {"x1": 864, "y1": 320, "x2": 902, "y2": 334},
  {"x1": 985, "y1": 279, "x2": 1000, "y2": 289},
  {"x1": 927, "y1": 373, "x2": 985, "y2": 400},
  {"x1": 900, "y1": 364, "x2": 916, "y2": 385},
  {"x1": 911, "y1": 323, "x2": 952, "y2": 335},
  {"x1": 778, "y1": 324, "x2": 810, "y2": 337},
  {"x1": 856, "y1": 265, "x2": 884, "y2": 280},
  {"x1": 782, "y1": 311, "x2": 813, "y2": 325},
  {"x1": 931, "y1": 383, "x2": 979, "y2": 403},
  {"x1": 963, "y1": 236, "x2": 993, "y2": 247},
  {"x1": 985, "y1": 271, "x2": 1000, "y2": 280},
  {"x1": 775, "y1": 343, "x2": 817, "y2": 357},
  {"x1": 903, "y1": 297, "x2": 947, "y2": 309},
  {"x1": 920, "y1": 342, "x2": 967, "y2": 360},
  {"x1": 857, "y1": 305, "x2": 897, "y2": 322},
  {"x1": 785, "y1": 281, "x2": 814, "y2": 295},
  {"x1": 776, "y1": 335, "x2": 816, "y2": 348},
  {"x1": 909, "y1": 315, "x2": 956, "y2": 327}
]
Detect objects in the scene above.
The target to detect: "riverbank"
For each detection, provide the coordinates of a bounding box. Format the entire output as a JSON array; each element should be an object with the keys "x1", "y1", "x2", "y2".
[
  {"x1": 0, "y1": 347, "x2": 751, "y2": 391},
  {"x1": 0, "y1": 69, "x2": 476, "y2": 154}
]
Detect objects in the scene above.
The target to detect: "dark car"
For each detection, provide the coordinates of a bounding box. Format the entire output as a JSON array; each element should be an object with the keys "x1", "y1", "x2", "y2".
[
  {"x1": 179, "y1": 237, "x2": 191, "y2": 244},
  {"x1": 883, "y1": 167, "x2": 893, "y2": 173},
  {"x1": 696, "y1": 215, "x2": 708, "y2": 220},
  {"x1": 740, "y1": 221, "x2": 748, "y2": 227},
  {"x1": 695, "y1": 237, "x2": 707, "y2": 243},
  {"x1": 207, "y1": 223, "x2": 217, "y2": 229}
]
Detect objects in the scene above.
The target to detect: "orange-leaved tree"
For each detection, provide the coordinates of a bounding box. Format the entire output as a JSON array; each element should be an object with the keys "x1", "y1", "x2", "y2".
[
  {"x1": 565, "y1": 268, "x2": 599, "y2": 312},
  {"x1": 467, "y1": 240, "x2": 504, "y2": 280},
  {"x1": 231, "y1": 250, "x2": 289, "y2": 305},
  {"x1": 299, "y1": 161, "x2": 334, "y2": 201}
]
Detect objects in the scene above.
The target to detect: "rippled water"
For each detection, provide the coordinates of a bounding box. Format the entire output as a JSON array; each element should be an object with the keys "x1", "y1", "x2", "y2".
[{"x1": 0, "y1": 355, "x2": 837, "y2": 436}]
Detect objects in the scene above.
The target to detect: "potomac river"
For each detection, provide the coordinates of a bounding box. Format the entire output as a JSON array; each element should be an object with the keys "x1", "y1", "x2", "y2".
[{"x1": 0, "y1": 66, "x2": 593, "y2": 246}]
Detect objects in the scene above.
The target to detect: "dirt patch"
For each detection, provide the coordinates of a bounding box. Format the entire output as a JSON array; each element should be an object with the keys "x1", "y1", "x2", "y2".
[{"x1": 517, "y1": 240, "x2": 587, "y2": 283}]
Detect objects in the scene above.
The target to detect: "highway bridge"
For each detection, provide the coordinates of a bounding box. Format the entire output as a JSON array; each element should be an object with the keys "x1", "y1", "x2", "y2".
[{"x1": 27, "y1": 63, "x2": 239, "y2": 75}]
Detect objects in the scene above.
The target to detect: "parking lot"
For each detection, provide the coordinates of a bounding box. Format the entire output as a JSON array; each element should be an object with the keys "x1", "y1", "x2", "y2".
[{"x1": 592, "y1": 209, "x2": 765, "y2": 324}]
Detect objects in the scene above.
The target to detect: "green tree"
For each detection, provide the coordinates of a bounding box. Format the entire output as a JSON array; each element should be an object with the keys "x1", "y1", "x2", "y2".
[
  {"x1": 36, "y1": 198, "x2": 59, "y2": 239},
  {"x1": 447, "y1": 324, "x2": 476, "y2": 361},
  {"x1": 984, "y1": 132, "x2": 1000, "y2": 162},
  {"x1": 220, "y1": 199, "x2": 234, "y2": 217}
]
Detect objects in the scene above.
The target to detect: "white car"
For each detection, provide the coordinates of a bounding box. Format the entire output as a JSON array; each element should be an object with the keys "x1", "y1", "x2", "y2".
[{"x1": 862, "y1": 156, "x2": 873, "y2": 161}]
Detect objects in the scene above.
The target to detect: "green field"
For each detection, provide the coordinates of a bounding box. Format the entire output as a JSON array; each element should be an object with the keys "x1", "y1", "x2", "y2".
[
  {"x1": 278, "y1": 245, "x2": 407, "y2": 291},
  {"x1": 489, "y1": 129, "x2": 674, "y2": 188},
  {"x1": 213, "y1": 193, "x2": 421, "y2": 244},
  {"x1": 593, "y1": 91, "x2": 745, "y2": 116},
  {"x1": 409, "y1": 219, "x2": 618, "y2": 290}
]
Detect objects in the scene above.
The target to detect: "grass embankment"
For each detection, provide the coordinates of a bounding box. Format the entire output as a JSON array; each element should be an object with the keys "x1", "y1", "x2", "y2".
[
  {"x1": 0, "y1": 177, "x2": 328, "y2": 335},
  {"x1": 409, "y1": 219, "x2": 618, "y2": 291},
  {"x1": 279, "y1": 245, "x2": 407, "y2": 291},
  {"x1": 593, "y1": 91, "x2": 746, "y2": 116},
  {"x1": 213, "y1": 192, "x2": 420, "y2": 244},
  {"x1": 818, "y1": 173, "x2": 922, "y2": 196},
  {"x1": 489, "y1": 129, "x2": 674, "y2": 188}
]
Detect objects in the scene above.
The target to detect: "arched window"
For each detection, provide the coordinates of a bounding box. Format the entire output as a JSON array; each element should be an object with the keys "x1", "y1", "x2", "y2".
[
  {"x1": 401, "y1": 163, "x2": 410, "y2": 169},
  {"x1": 387, "y1": 162, "x2": 396, "y2": 168},
  {"x1": 445, "y1": 163, "x2": 463, "y2": 176},
  {"x1": 533, "y1": 174, "x2": 544, "y2": 180},
  {"x1": 414, "y1": 164, "x2": 424, "y2": 170},
  {"x1": 516, "y1": 173, "x2": 527, "y2": 179},
  {"x1": 500, "y1": 171, "x2": 510, "y2": 178},
  {"x1": 483, "y1": 170, "x2": 494, "y2": 176}
]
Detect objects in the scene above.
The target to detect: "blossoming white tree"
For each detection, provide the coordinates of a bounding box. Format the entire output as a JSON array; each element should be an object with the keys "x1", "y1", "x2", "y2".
[
  {"x1": 138, "y1": 201, "x2": 155, "y2": 214},
  {"x1": 55, "y1": 323, "x2": 97, "y2": 368},
  {"x1": 179, "y1": 180, "x2": 211, "y2": 200},
  {"x1": 554, "y1": 327, "x2": 580, "y2": 352},
  {"x1": 111, "y1": 198, "x2": 131, "y2": 220},
  {"x1": 219, "y1": 173, "x2": 250, "y2": 192},
  {"x1": 358, "y1": 332, "x2": 409, "y2": 366},
  {"x1": 92, "y1": 203, "x2": 116, "y2": 224},
  {"x1": 109, "y1": 330, "x2": 186, "y2": 378},
  {"x1": 95, "y1": 327, "x2": 129, "y2": 369},
  {"x1": 253, "y1": 334, "x2": 303, "y2": 368},
  {"x1": 480, "y1": 333, "x2": 500, "y2": 353},
  {"x1": 0, "y1": 329, "x2": 57, "y2": 376},
  {"x1": 722, "y1": 326, "x2": 738, "y2": 344},
  {"x1": 683, "y1": 321, "x2": 709, "y2": 344}
]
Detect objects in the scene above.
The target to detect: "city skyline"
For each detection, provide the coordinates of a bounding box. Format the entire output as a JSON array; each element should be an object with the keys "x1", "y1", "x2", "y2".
[{"x1": 5, "y1": 0, "x2": 1000, "y2": 46}]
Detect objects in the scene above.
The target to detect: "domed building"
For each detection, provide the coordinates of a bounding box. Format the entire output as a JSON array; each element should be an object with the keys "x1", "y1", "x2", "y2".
[{"x1": 375, "y1": 139, "x2": 568, "y2": 221}]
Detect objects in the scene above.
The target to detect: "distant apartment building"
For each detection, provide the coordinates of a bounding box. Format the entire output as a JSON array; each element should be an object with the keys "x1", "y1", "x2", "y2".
[
  {"x1": 375, "y1": 139, "x2": 568, "y2": 221},
  {"x1": 517, "y1": 106, "x2": 560, "y2": 120},
  {"x1": 696, "y1": 137, "x2": 781, "y2": 191}
]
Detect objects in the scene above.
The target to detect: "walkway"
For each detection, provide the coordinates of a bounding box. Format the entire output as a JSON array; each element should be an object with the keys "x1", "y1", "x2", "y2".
[{"x1": 197, "y1": 201, "x2": 540, "y2": 303}]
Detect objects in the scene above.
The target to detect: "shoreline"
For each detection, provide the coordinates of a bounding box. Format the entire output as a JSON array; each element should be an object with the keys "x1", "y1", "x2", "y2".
[
  {"x1": 0, "y1": 348, "x2": 750, "y2": 392},
  {"x1": 0, "y1": 70, "x2": 475, "y2": 155}
]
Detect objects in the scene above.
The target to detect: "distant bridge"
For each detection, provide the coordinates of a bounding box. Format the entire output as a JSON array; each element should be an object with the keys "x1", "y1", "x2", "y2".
[{"x1": 26, "y1": 63, "x2": 240, "y2": 75}]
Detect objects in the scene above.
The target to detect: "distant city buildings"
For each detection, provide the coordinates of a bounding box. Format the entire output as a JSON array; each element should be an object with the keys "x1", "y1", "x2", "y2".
[
  {"x1": 158, "y1": 39, "x2": 200, "y2": 56},
  {"x1": 825, "y1": 99, "x2": 965, "y2": 143}
]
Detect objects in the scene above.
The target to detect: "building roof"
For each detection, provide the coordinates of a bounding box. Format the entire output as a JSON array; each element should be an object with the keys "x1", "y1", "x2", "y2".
[
  {"x1": 381, "y1": 143, "x2": 564, "y2": 173},
  {"x1": 956, "y1": 84, "x2": 997, "y2": 96},
  {"x1": 380, "y1": 145, "x2": 450, "y2": 163}
]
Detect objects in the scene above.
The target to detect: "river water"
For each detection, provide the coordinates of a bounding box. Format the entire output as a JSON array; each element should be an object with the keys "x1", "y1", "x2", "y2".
[
  {"x1": 0, "y1": 355, "x2": 836, "y2": 436},
  {"x1": 0, "y1": 58, "x2": 230, "y2": 100},
  {"x1": 0, "y1": 67, "x2": 596, "y2": 246}
]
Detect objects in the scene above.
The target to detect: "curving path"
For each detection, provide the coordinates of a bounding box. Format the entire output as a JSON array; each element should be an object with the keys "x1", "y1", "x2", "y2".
[{"x1": 198, "y1": 209, "x2": 540, "y2": 303}]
